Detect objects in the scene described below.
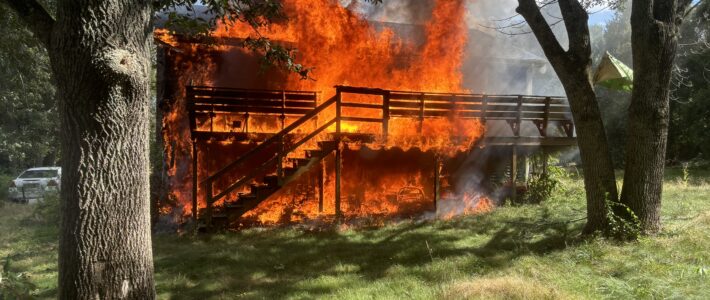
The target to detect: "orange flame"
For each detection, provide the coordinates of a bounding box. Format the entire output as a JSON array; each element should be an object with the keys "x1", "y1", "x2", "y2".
[{"x1": 158, "y1": 0, "x2": 494, "y2": 226}]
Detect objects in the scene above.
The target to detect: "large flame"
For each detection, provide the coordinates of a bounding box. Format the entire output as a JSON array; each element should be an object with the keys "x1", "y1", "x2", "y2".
[{"x1": 158, "y1": 0, "x2": 493, "y2": 226}]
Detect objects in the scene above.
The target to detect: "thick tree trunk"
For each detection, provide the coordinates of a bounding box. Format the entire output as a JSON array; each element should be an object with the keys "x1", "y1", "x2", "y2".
[
  {"x1": 517, "y1": 0, "x2": 619, "y2": 234},
  {"x1": 559, "y1": 74, "x2": 619, "y2": 233},
  {"x1": 50, "y1": 2, "x2": 155, "y2": 298},
  {"x1": 621, "y1": 0, "x2": 686, "y2": 233}
]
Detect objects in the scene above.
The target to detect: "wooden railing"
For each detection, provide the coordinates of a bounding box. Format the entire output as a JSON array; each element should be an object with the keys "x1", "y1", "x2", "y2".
[
  {"x1": 186, "y1": 85, "x2": 318, "y2": 136},
  {"x1": 335, "y1": 85, "x2": 573, "y2": 138}
]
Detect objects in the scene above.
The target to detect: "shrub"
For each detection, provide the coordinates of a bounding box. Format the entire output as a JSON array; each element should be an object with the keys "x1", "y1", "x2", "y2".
[
  {"x1": 523, "y1": 172, "x2": 559, "y2": 204},
  {"x1": 32, "y1": 192, "x2": 61, "y2": 225},
  {"x1": 605, "y1": 199, "x2": 641, "y2": 240}
]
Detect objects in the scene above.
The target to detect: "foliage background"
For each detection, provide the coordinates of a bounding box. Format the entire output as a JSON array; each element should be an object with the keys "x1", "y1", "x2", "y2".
[{"x1": 0, "y1": 1, "x2": 58, "y2": 176}]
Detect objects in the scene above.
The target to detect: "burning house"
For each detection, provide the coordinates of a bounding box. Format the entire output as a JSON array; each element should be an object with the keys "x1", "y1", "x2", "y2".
[{"x1": 154, "y1": 0, "x2": 576, "y2": 230}]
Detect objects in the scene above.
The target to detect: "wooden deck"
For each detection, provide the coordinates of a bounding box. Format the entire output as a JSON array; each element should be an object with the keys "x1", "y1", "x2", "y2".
[{"x1": 187, "y1": 85, "x2": 577, "y2": 147}]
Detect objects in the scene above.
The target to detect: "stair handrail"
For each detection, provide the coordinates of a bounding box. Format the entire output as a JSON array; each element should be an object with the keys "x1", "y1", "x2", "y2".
[{"x1": 202, "y1": 95, "x2": 338, "y2": 202}]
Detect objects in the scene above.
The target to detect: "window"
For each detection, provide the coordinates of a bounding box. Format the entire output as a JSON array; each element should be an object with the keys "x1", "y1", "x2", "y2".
[{"x1": 19, "y1": 170, "x2": 58, "y2": 178}]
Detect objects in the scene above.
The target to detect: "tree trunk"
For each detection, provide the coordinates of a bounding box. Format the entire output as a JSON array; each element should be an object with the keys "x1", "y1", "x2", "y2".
[
  {"x1": 621, "y1": 0, "x2": 687, "y2": 233},
  {"x1": 516, "y1": 0, "x2": 619, "y2": 234},
  {"x1": 50, "y1": 1, "x2": 155, "y2": 298},
  {"x1": 559, "y1": 72, "x2": 620, "y2": 234}
]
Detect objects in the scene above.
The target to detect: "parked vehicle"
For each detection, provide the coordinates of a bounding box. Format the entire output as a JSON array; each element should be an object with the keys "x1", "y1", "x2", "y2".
[{"x1": 8, "y1": 167, "x2": 61, "y2": 204}]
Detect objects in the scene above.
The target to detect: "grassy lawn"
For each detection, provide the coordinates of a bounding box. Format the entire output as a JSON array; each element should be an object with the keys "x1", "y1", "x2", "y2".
[{"x1": 2, "y1": 166, "x2": 709, "y2": 299}]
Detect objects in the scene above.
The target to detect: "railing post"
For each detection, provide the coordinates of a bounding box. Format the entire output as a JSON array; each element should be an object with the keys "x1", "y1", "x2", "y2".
[
  {"x1": 281, "y1": 90, "x2": 286, "y2": 130},
  {"x1": 335, "y1": 88, "x2": 342, "y2": 219},
  {"x1": 543, "y1": 97, "x2": 550, "y2": 137},
  {"x1": 336, "y1": 88, "x2": 342, "y2": 135},
  {"x1": 383, "y1": 91, "x2": 390, "y2": 142},
  {"x1": 192, "y1": 139, "x2": 199, "y2": 231},
  {"x1": 209, "y1": 107, "x2": 214, "y2": 133},
  {"x1": 418, "y1": 93, "x2": 425, "y2": 134},
  {"x1": 515, "y1": 95, "x2": 523, "y2": 137},
  {"x1": 481, "y1": 94, "x2": 488, "y2": 126},
  {"x1": 244, "y1": 112, "x2": 249, "y2": 133}
]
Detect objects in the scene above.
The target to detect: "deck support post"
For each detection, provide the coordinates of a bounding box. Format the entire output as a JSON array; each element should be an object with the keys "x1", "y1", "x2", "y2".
[
  {"x1": 192, "y1": 139, "x2": 198, "y2": 231},
  {"x1": 335, "y1": 88, "x2": 343, "y2": 219},
  {"x1": 318, "y1": 160, "x2": 324, "y2": 213},
  {"x1": 511, "y1": 145, "x2": 518, "y2": 202},
  {"x1": 524, "y1": 154, "x2": 530, "y2": 184},
  {"x1": 434, "y1": 155, "x2": 442, "y2": 215}
]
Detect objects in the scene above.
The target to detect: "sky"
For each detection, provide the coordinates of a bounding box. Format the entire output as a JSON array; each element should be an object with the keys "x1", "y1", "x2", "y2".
[{"x1": 588, "y1": 6, "x2": 616, "y2": 25}]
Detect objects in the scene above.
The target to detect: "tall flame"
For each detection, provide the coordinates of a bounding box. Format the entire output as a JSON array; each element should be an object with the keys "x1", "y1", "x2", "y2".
[
  {"x1": 212, "y1": 0, "x2": 468, "y2": 93},
  {"x1": 158, "y1": 0, "x2": 493, "y2": 226}
]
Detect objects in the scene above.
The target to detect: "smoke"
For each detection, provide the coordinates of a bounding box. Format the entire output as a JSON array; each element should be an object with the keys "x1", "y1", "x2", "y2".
[
  {"x1": 345, "y1": 0, "x2": 566, "y2": 96},
  {"x1": 344, "y1": 0, "x2": 435, "y2": 24}
]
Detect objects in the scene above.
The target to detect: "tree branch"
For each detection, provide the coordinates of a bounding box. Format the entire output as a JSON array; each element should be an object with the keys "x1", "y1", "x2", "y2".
[
  {"x1": 558, "y1": 0, "x2": 591, "y2": 61},
  {"x1": 516, "y1": 0, "x2": 567, "y2": 64},
  {"x1": 677, "y1": 0, "x2": 696, "y2": 20},
  {"x1": 1, "y1": 0, "x2": 54, "y2": 48}
]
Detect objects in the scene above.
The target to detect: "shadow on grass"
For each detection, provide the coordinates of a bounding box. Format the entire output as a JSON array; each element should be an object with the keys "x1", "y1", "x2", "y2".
[{"x1": 152, "y1": 208, "x2": 585, "y2": 299}]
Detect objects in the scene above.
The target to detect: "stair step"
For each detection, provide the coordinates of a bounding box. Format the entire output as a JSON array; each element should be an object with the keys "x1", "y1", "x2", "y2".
[
  {"x1": 304, "y1": 149, "x2": 324, "y2": 158},
  {"x1": 288, "y1": 157, "x2": 312, "y2": 168},
  {"x1": 250, "y1": 184, "x2": 273, "y2": 194},
  {"x1": 318, "y1": 140, "x2": 338, "y2": 150},
  {"x1": 224, "y1": 203, "x2": 244, "y2": 210},
  {"x1": 263, "y1": 175, "x2": 279, "y2": 187},
  {"x1": 250, "y1": 184, "x2": 278, "y2": 195},
  {"x1": 211, "y1": 213, "x2": 228, "y2": 219},
  {"x1": 237, "y1": 193, "x2": 257, "y2": 201},
  {"x1": 283, "y1": 167, "x2": 298, "y2": 177}
]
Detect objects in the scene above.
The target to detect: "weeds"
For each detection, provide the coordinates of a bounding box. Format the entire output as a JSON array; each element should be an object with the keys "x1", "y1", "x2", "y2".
[
  {"x1": 681, "y1": 162, "x2": 691, "y2": 187},
  {"x1": 0, "y1": 256, "x2": 36, "y2": 299},
  {"x1": 605, "y1": 199, "x2": 641, "y2": 240}
]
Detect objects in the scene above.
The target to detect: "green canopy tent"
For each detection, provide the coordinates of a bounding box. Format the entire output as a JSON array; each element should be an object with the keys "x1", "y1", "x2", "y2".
[{"x1": 593, "y1": 51, "x2": 634, "y2": 92}]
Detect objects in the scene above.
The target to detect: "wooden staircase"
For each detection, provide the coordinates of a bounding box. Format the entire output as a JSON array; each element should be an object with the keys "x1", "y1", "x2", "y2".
[
  {"x1": 198, "y1": 94, "x2": 340, "y2": 229},
  {"x1": 210, "y1": 140, "x2": 338, "y2": 227}
]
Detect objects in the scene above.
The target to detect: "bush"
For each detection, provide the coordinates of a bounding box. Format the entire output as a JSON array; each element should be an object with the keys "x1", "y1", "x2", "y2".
[
  {"x1": 523, "y1": 172, "x2": 559, "y2": 204},
  {"x1": 0, "y1": 174, "x2": 14, "y2": 202},
  {"x1": 32, "y1": 192, "x2": 61, "y2": 225}
]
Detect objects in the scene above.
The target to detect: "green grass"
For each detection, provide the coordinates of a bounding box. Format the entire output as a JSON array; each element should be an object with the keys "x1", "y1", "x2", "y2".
[{"x1": 2, "y1": 167, "x2": 710, "y2": 299}]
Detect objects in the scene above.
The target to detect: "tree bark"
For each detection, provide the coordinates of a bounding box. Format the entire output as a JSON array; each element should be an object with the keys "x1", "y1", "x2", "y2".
[
  {"x1": 4, "y1": 0, "x2": 157, "y2": 298},
  {"x1": 622, "y1": 0, "x2": 692, "y2": 233},
  {"x1": 517, "y1": 0, "x2": 619, "y2": 233}
]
